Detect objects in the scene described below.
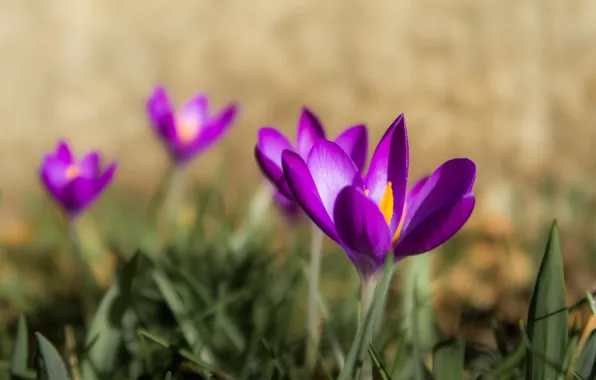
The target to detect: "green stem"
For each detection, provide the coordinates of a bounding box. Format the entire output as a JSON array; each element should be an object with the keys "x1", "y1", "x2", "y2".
[
  {"x1": 68, "y1": 222, "x2": 95, "y2": 327},
  {"x1": 359, "y1": 277, "x2": 376, "y2": 380},
  {"x1": 305, "y1": 225, "x2": 324, "y2": 372},
  {"x1": 166, "y1": 166, "x2": 185, "y2": 243}
]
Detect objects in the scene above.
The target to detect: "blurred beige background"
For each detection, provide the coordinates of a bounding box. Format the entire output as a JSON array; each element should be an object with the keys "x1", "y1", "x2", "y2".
[{"x1": 1, "y1": 0, "x2": 596, "y2": 225}]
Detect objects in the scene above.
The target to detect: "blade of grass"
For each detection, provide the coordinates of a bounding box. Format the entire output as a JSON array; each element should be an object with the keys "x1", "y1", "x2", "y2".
[
  {"x1": 368, "y1": 345, "x2": 392, "y2": 380},
  {"x1": 11, "y1": 315, "x2": 29, "y2": 377},
  {"x1": 432, "y1": 338, "x2": 464, "y2": 380},
  {"x1": 35, "y1": 333, "x2": 70, "y2": 380},
  {"x1": 152, "y1": 268, "x2": 216, "y2": 365},
  {"x1": 525, "y1": 220, "x2": 568, "y2": 380},
  {"x1": 81, "y1": 253, "x2": 138, "y2": 380}
]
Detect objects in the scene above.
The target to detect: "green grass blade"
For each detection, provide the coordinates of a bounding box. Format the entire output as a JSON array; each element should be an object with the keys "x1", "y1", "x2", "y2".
[
  {"x1": 337, "y1": 254, "x2": 395, "y2": 380},
  {"x1": 432, "y1": 338, "x2": 464, "y2": 380},
  {"x1": 11, "y1": 315, "x2": 29, "y2": 377},
  {"x1": 35, "y1": 333, "x2": 70, "y2": 380},
  {"x1": 164, "y1": 371, "x2": 172, "y2": 380},
  {"x1": 152, "y1": 268, "x2": 216, "y2": 365},
  {"x1": 575, "y1": 330, "x2": 596, "y2": 379},
  {"x1": 81, "y1": 253, "x2": 139, "y2": 380},
  {"x1": 368, "y1": 345, "x2": 392, "y2": 380},
  {"x1": 525, "y1": 220, "x2": 568, "y2": 380}
]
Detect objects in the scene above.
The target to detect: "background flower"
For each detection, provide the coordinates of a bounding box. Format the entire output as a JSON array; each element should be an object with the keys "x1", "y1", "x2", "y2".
[
  {"x1": 147, "y1": 85, "x2": 238, "y2": 165},
  {"x1": 39, "y1": 140, "x2": 117, "y2": 219},
  {"x1": 254, "y1": 106, "x2": 368, "y2": 219}
]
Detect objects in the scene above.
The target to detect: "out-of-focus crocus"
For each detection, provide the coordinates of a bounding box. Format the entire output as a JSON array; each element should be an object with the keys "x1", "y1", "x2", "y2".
[
  {"x1": 146, "y1": 85, "x2": 238, "y2": 165},
  {"x1": 39, "y1": 141, "x2": 117, "y2": 219},
  {"x1": 282, "y1": 114, "x2": 476, "y2": 280},
  {"x1": 254, "y1": 107, "x2": 368, "y2": 219}
]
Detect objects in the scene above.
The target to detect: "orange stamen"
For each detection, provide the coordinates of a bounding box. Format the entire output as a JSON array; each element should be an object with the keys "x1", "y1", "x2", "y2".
[{"x1": 65, "y1": 165, "x2": 79, "y2": 180}]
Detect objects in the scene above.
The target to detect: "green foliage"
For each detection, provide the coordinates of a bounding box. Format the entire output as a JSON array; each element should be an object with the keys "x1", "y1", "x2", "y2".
[{"x1": 3, "y1": 175, "x2": 596, "y2": 380}]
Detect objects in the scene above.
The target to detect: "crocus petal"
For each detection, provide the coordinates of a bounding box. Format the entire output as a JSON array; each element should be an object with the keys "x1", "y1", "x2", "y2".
[
  {"x1": 273, "y1": 191, "x2": 302, "y2": 222},
  {"x1": 402, "y1": 158, "x2": 476, "y2": 234},
  {"x1": 55, "y1": 141, "x2": 73, "y2": 163},
  {"x1": 146, "y1": 86, "x2": 177, "y2": 140},
  {"x1": 97, "y1": 162, "x2": 117, "y2": 193},
  {"x1": 334, "y1": 124, "x2": 368, "y2": 173},
  {"x1": 306, "y1": 140, "x2": 364, "y2": 217},
  {"x1": 333, "y1": 186, "x2": 391, "y2": 278},
  {"x1": 394, "y1": 194, "x2": 475, "y2": 256},
  {"x1": 190, "y1": 103, "x2": 238, "y2": 155},
  {"x1": 67, "y1": 177, "x2": 98, "y2": 215},
  {"x1": 78, "y1": 152, "x2": 101, "y2": 177},
  {"x1": 256, "y1": 127, "x2": 294, "y2": 170},
  {"x1": 296, "y1": 107, "x2": 326, "y2": 158},
  {"x1": 282, "y1": 150, "x2": 338, "y2": 241},
  {"x1": 40, "y1": 155, "x2": 70, "y2": 203},
  {"x1": 178, "y1": 94, "x2": 208, "y2": 127},
  {"x1": 254, "y1": 146, "x2": 293, "y2": 199},
  {"x1": 364, "y1": 114, "x2": 408, "y2": 233}
]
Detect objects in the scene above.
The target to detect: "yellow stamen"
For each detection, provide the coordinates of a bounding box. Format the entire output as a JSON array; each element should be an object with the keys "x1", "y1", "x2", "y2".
[
  {"x1": 176, "y1": 114, "x2": 201, "y2": 144},
  {"x1": 65, "y1": 165, "x2": 79, "y2": 180},
  {"x1": 379, "y1": 182, "x2": 394, "y2": 225},
  {"x1": 369, "y1": 182, "x2": 407, "y2": 244}
]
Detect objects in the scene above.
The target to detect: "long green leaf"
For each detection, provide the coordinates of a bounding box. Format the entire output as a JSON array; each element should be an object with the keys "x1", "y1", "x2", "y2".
[
  {"x1": 368, "y1": 345, "x2": 392, "y2": 380},
  {"x1": 432, "y1": 338, "x2": 464, "y2": 380},
  {"x1": 81, "y1": 253, "x2": 139, "y2": 380},
  {"x1": 338, "y1": 254, "x2": 395, "y2": 380},
  {"x1": 152, "y1": 268, "x2": 216, "y2": 364},
  {"x1": 525, "y1": 220, "x2": 568, "y2": 380},
  {"x1": 575, "y1": 330, "x2": 596, "y2": 379},
  {"x1": 35, "y1": 334, "x2": 70, "y2": 380},
  {"x1": 11, "y1": 315, "x2": 29, "y2": 378}
]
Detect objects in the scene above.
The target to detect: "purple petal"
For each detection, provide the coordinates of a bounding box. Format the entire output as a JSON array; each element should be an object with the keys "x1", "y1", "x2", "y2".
[
  {"x1": 282, "y1": 150, "x2": 338, "y2": 241},
  {"x1": 254, "y1": 146, "x2": 293, "y2": 199},
  {"x1": 296, "y1": 107, "x2": 326, "y2": 158},
  {"x1": 402, "y1": 158, "x2": 476, "y2": 234},
  {"x1": 178, "y1": 94, "x2": 208, "y2": 127},
  {"x1": 147, "y1": 85, "x2": 177, "y2": 140},
  {"x1": 364, "y1": 114, "x2": 408, "y2": 234},
  {"x1": 333, "y1": 186, "x2": 391, "y2": 278},
  {"x1": 256, "y1": 128, "x2": 294, "y2": 170},
  {"x1": 97, "y1": 162, "x2": 117, "y2": 193},
  {"x1": 334, "y1": 124, "x2": 368, "y2": 173},
  {"x1": 188, "y1": 103, "x2": 238, "y2": 157},
  {"x1": 55, "y1": 141, "x2": 73, "y2": 163},
  {"x1": 306, "y1": 140, "x2": 364, "y2": 217},
  {"x1": 273, "y1": 191, "x2": 303, "y2": 222},
  {"x1": 78, "y1": 152, "x2": 101, "y2": 177},
  {"x1": 66, "y1": 177, "x2": 98, "y2": 215},
  {"x1": 39, "y1": 155, "x2": 70, "y2": 204},
  {"x1": 394, "y1": 194, "x2": 475, "y2": 256}
]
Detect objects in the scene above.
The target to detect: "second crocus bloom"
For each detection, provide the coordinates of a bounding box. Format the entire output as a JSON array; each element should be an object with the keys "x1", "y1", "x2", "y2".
[
  {"x1": 39, "y1": 140, "x2": 117, "y2": 220},
  {"x1": 146, "y1": 85, "x2": 238, "y2": 165},
  {"x1": 282, "y1": 114, "x2": 476, "y2": 279},
  {"x1": 254, "y1": 107, "x2": 368, "y2": 220}
]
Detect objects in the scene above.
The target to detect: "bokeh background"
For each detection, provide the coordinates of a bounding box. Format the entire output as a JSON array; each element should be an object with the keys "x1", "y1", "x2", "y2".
[{"x1": 2, "y1": 0, "x2": 596, "y2": 350}]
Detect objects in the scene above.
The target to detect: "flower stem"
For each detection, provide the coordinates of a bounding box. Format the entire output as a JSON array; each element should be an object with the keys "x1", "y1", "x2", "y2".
[
  {"x1": 359, "y1": 277, "x2": 376, "y2": 380},
  {"x1": 166, "y1": 166, "x2": 185, "y2": 243},
  {"x1": 68, "y1": 222, "x2": 95, "y2": 327},
  {"x1": 305, "y1": 224, "x2": 324, "y2": 373}
]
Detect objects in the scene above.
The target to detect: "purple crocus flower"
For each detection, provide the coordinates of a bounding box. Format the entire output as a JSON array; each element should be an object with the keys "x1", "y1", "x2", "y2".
[
  {"x1": 281, "y1": 114, "x2": 476, "y2": 279},
  {"x1": 254, "y1": 107, "x2": 368, "y2": 220},
  {"x1": 146, "y1": 85, "x2": 238, "y2": 165},
  {"x1": 39, "y1": 140, "x2": 117, "y2": 219}
]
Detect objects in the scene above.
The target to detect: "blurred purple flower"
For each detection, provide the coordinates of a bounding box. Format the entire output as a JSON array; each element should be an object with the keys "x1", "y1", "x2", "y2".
[
  {"x1": 146, "y1": 85, "x2": 238, "y2": 165},
  {"x1": 281, "y1": 114, "x2": 476, "y2": 279},
  {"x1": 39, "y1": 141, "x2": 117, "y2": 219},
  {"x1": 254, "y1": 107, "x2": 368, "y2": 220}
]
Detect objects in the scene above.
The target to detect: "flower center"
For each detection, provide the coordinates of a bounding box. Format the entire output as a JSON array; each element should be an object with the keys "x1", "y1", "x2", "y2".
[
  {"x1": 366, "y1": 182, "x2": 406, "y2": 243},
  {"x1": 65, "y1": 164, "x2": 80, "y2": 180},
  {"x1": 176, "y1": 114, "x2": 201, "y2": 144}
]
